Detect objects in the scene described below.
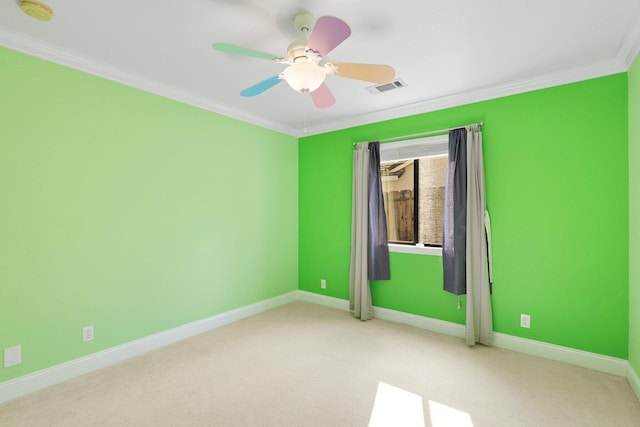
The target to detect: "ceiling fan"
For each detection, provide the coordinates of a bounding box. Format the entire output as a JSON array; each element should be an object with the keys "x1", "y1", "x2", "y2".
[{"x1": 212, "y1": 12, "x2": 395, "y2": 108}]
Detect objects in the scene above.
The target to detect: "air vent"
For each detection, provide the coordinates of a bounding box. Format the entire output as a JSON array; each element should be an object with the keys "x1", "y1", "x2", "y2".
[{"x1": 366, "y1": 79, "x2": 407, "y2": 95}]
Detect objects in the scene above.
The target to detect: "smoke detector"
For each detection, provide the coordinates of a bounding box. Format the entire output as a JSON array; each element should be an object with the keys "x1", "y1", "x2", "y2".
[{"x1": 20, "y1": 0, "x2": 53, "y2": 22}]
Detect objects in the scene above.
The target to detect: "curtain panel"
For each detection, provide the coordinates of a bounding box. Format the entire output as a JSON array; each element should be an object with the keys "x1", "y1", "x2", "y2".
[
  {"x1": 443, "y1": 129, "x2": 468, "y2": 296},
  {"x1": 367, "y1": 143, "x2": 391, "y2": 281},
  {"x1": 350, "y1": 142, "x2": 390, "y2": 321},
  {"x1": 442, "y1": 126, "x2": 493, "y2": 345}
]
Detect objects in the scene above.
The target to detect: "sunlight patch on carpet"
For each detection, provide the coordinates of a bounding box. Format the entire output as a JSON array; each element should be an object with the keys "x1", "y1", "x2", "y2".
[
  {"x1": 428, "y1": 400, "x2": 474, "y2": 427},
  {"x1": 369, "y1": 382, "x2": 425, "y2": 427},
  {"x1": 368, "y1": 381, "x2": 474, "y2": 427}
]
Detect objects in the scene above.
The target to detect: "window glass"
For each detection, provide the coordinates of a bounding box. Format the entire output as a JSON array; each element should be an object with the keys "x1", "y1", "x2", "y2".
[
  {"x1": 417, "y1": 155, "x2": 447, "y2": 246},
  {"x1": 381, "y1": 160, "x2": 415, "y2": 244},
  {"x1": 380, "y1": 136, "x2": 448, "y2": 247}
]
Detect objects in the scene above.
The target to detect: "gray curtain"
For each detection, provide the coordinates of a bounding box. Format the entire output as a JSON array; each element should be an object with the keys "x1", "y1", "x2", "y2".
[
  {"x1": 350, "y1": 142, "x2": 390, "y2": 321},
  {"x1": 443, "y1": 126, "x2": 493, "y2": 345}
]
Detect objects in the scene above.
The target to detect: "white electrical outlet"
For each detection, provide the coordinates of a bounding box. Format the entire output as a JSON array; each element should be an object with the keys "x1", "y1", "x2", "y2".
[
  {"x1": 321, "y1": 279, "x2": 326, "y2": 289},
  {"x1": 4, "y1": 345, "x2": 22, "y2": 368},
  {"x1": 520, "y1": 314, "x2": 531, "y2": 329},
  {"x1": 82, "y1": 325, "x2": 94, "y2": 342}
]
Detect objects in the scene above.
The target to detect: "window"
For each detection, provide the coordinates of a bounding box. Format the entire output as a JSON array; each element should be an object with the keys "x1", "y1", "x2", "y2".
[{"x1": 380, "y1": 135, "x2": 448, "y2": 255}]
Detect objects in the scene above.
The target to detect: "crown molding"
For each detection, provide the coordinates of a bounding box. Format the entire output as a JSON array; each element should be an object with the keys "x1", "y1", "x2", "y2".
[
  {"x1": 299, "y1": 58, "x2": 626, "y2": 137},
  {"x1": 0, "y1": 27, "x2": 300, "y2": 137},
  {"x1": 617, "y1": 7, "x2": 640, "y2": 69},
  {"x1": 2, "y1": 22, "x2": 637, "y2": 139}
]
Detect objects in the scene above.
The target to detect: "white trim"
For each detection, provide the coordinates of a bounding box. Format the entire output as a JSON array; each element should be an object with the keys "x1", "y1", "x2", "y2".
[
  {"x1": 0, "y1": 27, "x2": 630, "y2": 138},
  {"x1": 0, "y1": 291, "x2": 299, "y2": 404},
  {"x1": 379, "y1": 134, "x2": 449, "y2": 162},
  {"x1": 627, "y1": 362, "x2": 640, "y2": 401},
  {"x1": 297, "y1": 293, "x2": 631, "y2": 381},
  {"x1": 296, "y1": 290, "x2": 350, "y2": 311},
  {"x1": 372, "y1": 305, "x2": 465, "y2": 338},
  {"x1": 0, "y1": 28, "x2": 299, "y2": 137},
  {"x1": 491, "y1": 333, "x2": 628, "y2": 376},
  {"x1": 300, "y1": 59, "x2": 626, "y2": 137},
  {"x1": 389, "y1": 244, "x2": 442, "y2": 256},
  {"x1": 618, "y1": 7, "x2": 640, "y2": 69},
  {"x1": 1, "y1": 291, "x2": 637, "y2": 404},
  {"x1": 373, "y1": 304, "x2": 626, "y2": 377}
]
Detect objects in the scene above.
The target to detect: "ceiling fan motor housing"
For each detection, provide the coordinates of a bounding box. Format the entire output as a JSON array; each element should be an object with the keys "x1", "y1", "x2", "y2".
[
  {"x1": 287, "y1": 39, "x2": 308, "y2": 62},
  {"x1": 294, "y1": 12, "x2": 315, "y2": 33}
]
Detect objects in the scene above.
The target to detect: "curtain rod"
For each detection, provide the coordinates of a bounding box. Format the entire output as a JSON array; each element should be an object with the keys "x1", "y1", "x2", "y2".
[{"x1": 352, "y1": 122, "x2": 484, "y2": 146}]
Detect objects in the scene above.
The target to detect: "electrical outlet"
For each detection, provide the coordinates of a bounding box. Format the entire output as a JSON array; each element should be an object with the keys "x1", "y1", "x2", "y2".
[
  {"x1": 82, "y1": 325, "x2": 94, "y2": 342},
  {"x1": 4, "y1": 345, "x2": 22, "y2": 368},
  {"x1": 520, "y1": 314, "x2": 531, "y2": 329},
  {"x1": 321, "y1": 279, "x2": 326, "y2": 289}
]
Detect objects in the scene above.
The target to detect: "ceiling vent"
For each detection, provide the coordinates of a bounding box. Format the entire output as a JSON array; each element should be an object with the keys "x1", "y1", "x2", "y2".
[{"x1": 366, "y1": 79, "x2": 407, "y2": 95}]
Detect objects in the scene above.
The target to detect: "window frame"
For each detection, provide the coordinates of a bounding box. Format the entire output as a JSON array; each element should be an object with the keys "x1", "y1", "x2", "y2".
[{"x1": 380, "y1": 134, "x2": 448, "y2": 257}]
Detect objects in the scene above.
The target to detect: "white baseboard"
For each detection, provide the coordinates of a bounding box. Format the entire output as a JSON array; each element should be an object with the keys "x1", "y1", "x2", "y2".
[
  {"x1": 491, "y1": 333, "x2": 628, "y2": 376},
  {"x1": 297, "y1": 292, "x2": 637, "y2": 399},
  {"x1": 2, "y1": 290, "x2": 638, "y2": 404},
  {"x1": 296, "y1": 291, "x2": 465, "y2": 339},
  {"x1": 0, "y1": 291, "x2": 299, "y2": 404},
  {"x1": 296, "y1": 290, "x2": 350, "y2": 310},
  {"x1": 372, "y1": 305, "x2": 466, "y2": 339}
]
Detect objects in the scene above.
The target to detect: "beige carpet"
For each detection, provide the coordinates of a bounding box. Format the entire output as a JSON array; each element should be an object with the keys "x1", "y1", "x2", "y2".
[{"x1": 1, "y1": 301, "x2": 639, "y2": 426}]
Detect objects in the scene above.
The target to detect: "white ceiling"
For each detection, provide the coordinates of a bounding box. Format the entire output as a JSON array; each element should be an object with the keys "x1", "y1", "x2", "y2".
[{"x1": 2, "y1": 0, "x2": 640, "y2": 137}]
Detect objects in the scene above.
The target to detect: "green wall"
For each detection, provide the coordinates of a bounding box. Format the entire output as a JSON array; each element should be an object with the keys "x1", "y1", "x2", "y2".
[
  {"x1": 0, "y1": 47, "x2": 298, "y2": 382},
  {"x1": 629, "y1": 55, "x2": 640, "y2": 375},
  {"x1": 0, "y1": 42, "x2": 633, "y2": 386},
  {"x1": 299, "y1": 74, "x2": 629, "y2": 358}
]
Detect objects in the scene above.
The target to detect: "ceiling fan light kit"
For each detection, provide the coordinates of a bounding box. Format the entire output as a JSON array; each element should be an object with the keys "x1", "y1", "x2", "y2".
[
  {"x1": 282, "y1": 61, "x2": 326, "y2": 93},
  {"x1": 213, "y1": 12, "x2": 395, "y2": 108},
  {"x1": 20, "y1": 0, "x2": 53, "y2": 21}
]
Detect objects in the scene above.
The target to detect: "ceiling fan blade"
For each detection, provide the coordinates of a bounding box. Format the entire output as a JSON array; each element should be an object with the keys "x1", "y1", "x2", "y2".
[
  {"x1": 310, "y1": 82, "x2": 336, "y2": 108},
  {"x1": 213, "y1": 43, "x2": 282, "y2": 61},
  {"x1": 330, "y1": 63, "x2": 395, "y2": 84},
  {"x1": 306, "y1": 16, "x2": 351, "y2": 58},
  {"x1": 240, "y1": 75, "x2": 283, "y2": 97}
]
